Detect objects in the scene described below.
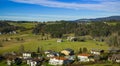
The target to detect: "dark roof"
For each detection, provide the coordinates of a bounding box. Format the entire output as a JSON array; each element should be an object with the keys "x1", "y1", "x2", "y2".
[
  {"x1": 50, "y1": 52, "x2": 59, "y2": 56},
  {"x1": 110, "y1": 54, "x2": 120, "y2": 60},
  {"x1": 45, "y1": 50, "x2": 53, "y2": 53},
  {"x1": 91, "y1": 49, "x2": 104, "y2": 52},
  {"x1": 108, "y1": 48, "x2": 120, "y2": 53}
]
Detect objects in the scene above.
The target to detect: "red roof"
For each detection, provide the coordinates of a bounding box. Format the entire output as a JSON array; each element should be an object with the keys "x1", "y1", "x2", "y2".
[
  {"x1": 78, "y1": 54, "x2": 91, "y2": 56},
  {"x1": 52, "y1": 57, "x2": 67, "y2": 60}
]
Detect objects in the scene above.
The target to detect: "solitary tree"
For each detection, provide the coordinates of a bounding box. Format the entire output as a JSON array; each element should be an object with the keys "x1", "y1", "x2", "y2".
[
  {"x1": 19, "y1": 44, "x2": 25, "y2": 53},
  {"x1": 0, "y1": 41, "x2": 3, "y2": 47},
  {"x1": 78, "y1": 48, "x2": 82, "y2": 54},
  {"x1": 83, "y1": 47, "x2": 88, "y2": 53},
  {"x1": 37, "y1": 46, "x2": 40, "y2": 53}
]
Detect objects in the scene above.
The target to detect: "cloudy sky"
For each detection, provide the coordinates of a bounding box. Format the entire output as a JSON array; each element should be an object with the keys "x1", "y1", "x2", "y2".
[{"x1": 0, "y1": 0, "x2": 120, "y2": 21}]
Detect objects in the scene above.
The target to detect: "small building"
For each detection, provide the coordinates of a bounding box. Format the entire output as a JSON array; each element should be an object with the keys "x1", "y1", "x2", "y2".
[
  {"x1": 49, "y1": 57, "x2": 68, "y2": 65},
  {"x1": 108, "y1": 54, "x2": 120, "y2": 63},
  {"x1": 23, "y1": 52, "x2": 32, "y2": 59},
  {"x1": 26, "y1": 58, "x2": 42, "y2": 66},
  {"x1": 6, "y1": 55, "x2": 17, "y2": 66},
  {"x1": 108, "y1": 48, "x2": 120, "y2": 53},
  {"x1": 77, "y1": 54, "x2": 94, "y2": 62},
  {"x1": 12, "y1": 31, "x2": 17, "y2": 34},
  {"x1": 65, "y1": 55, "x2": 75, "y2": 61},
  {"x1": 7, "y1": 58, "x2": 12, "y2": 66},
  {"x1": 44, "y1": 50, "x2": 53, "y2": 54},
  {"x1": 46, "y1": 52, "x2": 59, "y2": 58},
  {"x1": 61, "y1": 48, "x2": 74, "y2": 56},
  {"x1": 90, "y1": 49, "x2": 104, "y2": 55},
  {"x1": 67, "y1": 37, "x2": 77, "y2": 42},
  {"x1": 57, "y1": 39, "x2": 63, "y2": 43}
]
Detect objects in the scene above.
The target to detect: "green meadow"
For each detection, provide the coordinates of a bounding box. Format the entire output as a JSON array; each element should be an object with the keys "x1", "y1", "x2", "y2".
[{"x1": 0, "y1": 33, "x2": 109, "y2": 54}]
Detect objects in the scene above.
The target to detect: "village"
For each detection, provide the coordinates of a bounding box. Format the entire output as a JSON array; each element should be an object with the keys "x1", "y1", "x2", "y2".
[
  {"x1": 0, "y1": 20, "x2": 120, "y2": 66},
  {"x1": 0, "y1": 46, "x2": 120, "y2": 66},
  {"x1": 0, "y1": 37, "x2": 120, "y2": 66}
]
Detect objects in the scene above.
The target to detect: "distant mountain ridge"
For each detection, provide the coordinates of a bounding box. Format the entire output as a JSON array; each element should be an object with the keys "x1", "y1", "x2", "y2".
[{"x1": 75, "y1": 16, "x2": 120, "y2": 22}]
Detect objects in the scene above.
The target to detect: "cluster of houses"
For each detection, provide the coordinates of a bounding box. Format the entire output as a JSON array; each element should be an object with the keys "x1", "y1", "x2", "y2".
[
  {"x1": 1, "y1": 48, "x2": 120, "y2": 66},
  {"x1": 0, "y1": 31, "x2": 17, "y2": 35}
]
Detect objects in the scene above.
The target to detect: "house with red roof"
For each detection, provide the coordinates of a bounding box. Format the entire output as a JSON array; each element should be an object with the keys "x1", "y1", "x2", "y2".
[
  {"x1": 77, "y1": 54, "x2": 94, "y2": 62},
  {"x1": 49, "y1": 56, "x2": 73, "y2": 65}
]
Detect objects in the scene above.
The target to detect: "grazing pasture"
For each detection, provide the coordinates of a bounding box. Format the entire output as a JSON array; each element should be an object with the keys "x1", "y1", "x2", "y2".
[{"x1": 0, "y1": 34, "x2": 109, "y2": 54}]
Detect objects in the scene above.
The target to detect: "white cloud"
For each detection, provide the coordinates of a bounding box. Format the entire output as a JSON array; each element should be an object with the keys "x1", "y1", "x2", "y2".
[{"x1": 9, "y1": 0, "x2": 120, "y2": 12}]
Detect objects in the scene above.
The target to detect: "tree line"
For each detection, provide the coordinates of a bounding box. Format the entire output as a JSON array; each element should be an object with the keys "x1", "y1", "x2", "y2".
[{"x1": 33, "y1": 21, "x2": 120, "y2": 38}]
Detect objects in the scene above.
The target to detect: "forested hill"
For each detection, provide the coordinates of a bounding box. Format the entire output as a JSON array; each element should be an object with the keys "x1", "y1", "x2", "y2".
[
  {"x1": 33, "y1": 21, "x2": 120, "y2": 38},
  {"x1": 0, "y1": 22, "x2": 18, "y2": 34},
  {"x1": 0, "y1": 22, "x2": 11, "y2": 28}
]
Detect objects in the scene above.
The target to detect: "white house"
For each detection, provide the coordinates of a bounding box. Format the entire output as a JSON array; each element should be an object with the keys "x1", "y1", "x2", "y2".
[
  {"x1": 67, "y1": 37, "x2": 76, "y2": 42},
  {"x1": 108, "y1": 54, "x2": 120, "y2": 63},
  {"x1": 7, "y1": 59, "x2": 12, "y2": 66},
  {"x1": 90, "y1": 49, "x2": 104, "y2": 55},
  {"x1": 23, "y1": 52, "x2": 32, "y2": 59},
  {"x1": 77, "y1": 54, "x2": 94, "y2": 62},
  {"x1": 49, "y1": 57, "x2": 67, "y2": 65},
  {"x1": 44, "y1": 50, "x2": 53, "y2": 54},
  {"x1": 26, "y1": 58, "x2": 32, "y2": 65},
  {"x1": 90, "y1": 50, "x2": 100, "y2": 55},
  {"x1": 57, "y1": 39, "x2": 63, "y2": 43},
  {"x1": 26, "y1": 58, "x2": 41, "y2": 66},
  {"x1": 30, "y1": 60, "x2": 37, "y2": 66}
]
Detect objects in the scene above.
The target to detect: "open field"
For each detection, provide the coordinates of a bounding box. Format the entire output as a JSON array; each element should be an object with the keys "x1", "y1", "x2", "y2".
[
  {"x1": 0, "y1": 34, "x2": 109, "y2": 54},
  {"x1": 9, "y1": 22, "x2": 37, "y2": 29},
  {"x1": 86, "y1": 63, "x2": 120, "y2": 66},
  {"x1": 0, "y1": 61, "x2": 119, "y2": 66}
]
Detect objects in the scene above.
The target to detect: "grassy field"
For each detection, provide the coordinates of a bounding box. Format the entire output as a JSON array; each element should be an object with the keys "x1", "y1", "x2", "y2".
[
  {"x1": 0, "y1": 34, "x2": 109, "y2": 54},
  {"x1": 86, "y1": 63, "x2": 120, "y2": 66},
  {"x1": 0, "y1": 61, "x2": 119, "y2": 66},
  {"x1": 9, "y1": 22, "x2": 37, "y2": 29}
]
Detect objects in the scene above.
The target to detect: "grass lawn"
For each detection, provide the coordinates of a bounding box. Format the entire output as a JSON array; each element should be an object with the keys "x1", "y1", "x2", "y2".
[
  {"x1": 9, "y1": 22, "x2": 37, "y2": 29},
  {"x1": 0, "y1": 61, "x2": 119, "y2": 66},
  {"x1": 86, "y1": 63, "x2": 120, "y2": 66},
  {"x1": 0, "y1": 34, "x2": 109, "y2": 54}
]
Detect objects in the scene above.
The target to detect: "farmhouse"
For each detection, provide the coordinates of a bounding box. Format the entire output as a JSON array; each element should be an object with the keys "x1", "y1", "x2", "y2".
[
  {"x1": 23, "y1": 52, "x2": 32, "y2": 59},
  {"x1": 44, "y1": 50, "x2": 53, "y2": 54},
  {"x1": 108, "y1": 48, "x2": 120, "y2": 53},
  {"x1": 26, "y1": 57, "x2": 42, "y2": 66},
  {"x1": 7, "y1": 57, "x2": 15, "y2": 66},
  {"x1": 65, "y1": 55, "x2": 75, "y2": 61},
  {"x1": 61, "y1": 48, "x2": 74, "y2": 56},
  {"x1": 46, "y1": 52, "x2": 59, "y2": 58},
  {"x1": 49, "y1": 57, "x2": 72, "y2": 65},
  {"x1": 77, "y1": 54, "x2": 94, "y2": 62},
  {"x1": 57, "y1": 39, "x2": 63, "y2": 42},
  {"x1": 90, "y1": 49, "x2": 104, "y2": 55},
  {"x1": 67, "y1": 36, "x2": 77, "y2": 42},
  {"x1": 108, "y1": 54, "x2": 120, "y2": 63}
]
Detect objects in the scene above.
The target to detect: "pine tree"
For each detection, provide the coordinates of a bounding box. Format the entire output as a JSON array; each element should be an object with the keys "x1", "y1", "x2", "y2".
[
  {"x1": 0, "y1": 41, "x2": 3, "y2": 47},
  {"x1": 83, "y1": 47, "x2": 88, "y2": 53},
  {"x1": 19, "y1": 44, "x2": 25, "y2": 53},
  {"x1": 37, "y1": 47, "x2": 40, "y2": 53},
  {"x1": 78, "y1": 48, "x2": 82, "y2": 54}
]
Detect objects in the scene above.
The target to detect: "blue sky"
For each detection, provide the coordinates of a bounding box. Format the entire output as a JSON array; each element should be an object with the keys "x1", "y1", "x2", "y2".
[{"x1": 0, "y1": 0, "x2": 120, "y2": 21}]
